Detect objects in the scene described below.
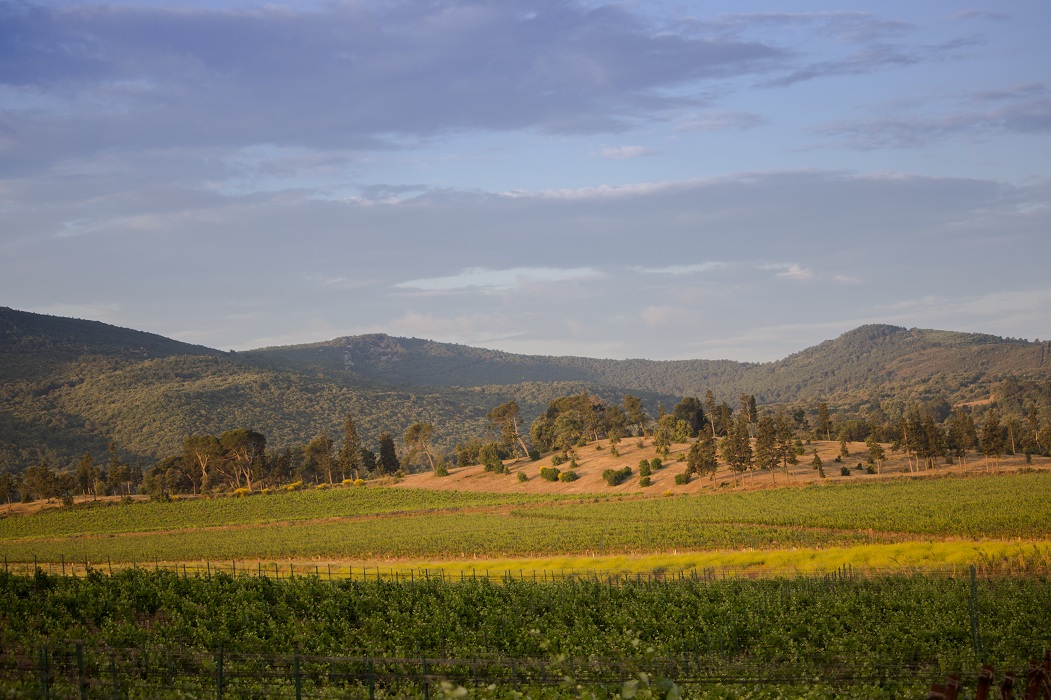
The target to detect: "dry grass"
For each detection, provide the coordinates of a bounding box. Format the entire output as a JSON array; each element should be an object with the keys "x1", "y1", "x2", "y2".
[{"x1": 397, "y1": 438, "x2": 1050, "y2": 495}]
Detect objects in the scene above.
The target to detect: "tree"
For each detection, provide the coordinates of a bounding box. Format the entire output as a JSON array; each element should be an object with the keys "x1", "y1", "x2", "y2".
[
  {"x1": 360, "y1": 447, "x2": 378, "y2": 475},
  {"x1": 946, "y1": 409, "x2": 977, "y2": 465},
  {"x1": 623, "y1": 394, "x2": 650, "y2": 438},
  {"x1": 377, "y1": 432, "x2": 400, "y2": 474},
  {"x1": 811, "y1": 450, "x2": 826, "y2": 479},
  {"x1": 338, "y1": 414, "x2": 362, "y2": 481},
  {"x1": 305, "y1": 431, "x2": 335, "y2": 484},
  {"x1": 775, "y1": 412, "x2": 798, "y2": 479},
  {"x1": 720, "y1": 414, "x2": 753, "y2": 486},
  {"x1": 183, "y1": 434, "x2": 221, "y2": 494},
  {"x1": 220, "y1": 428, "x2": 266, "y2": 491},
  {"x1": 403, "y1": 422, "x2": 436, "y2": 473},
  {"x1": 22, "y1": 461, "x2": 58, "y2": 502},
  {"x1": 488, "y1": 401, "x2": 531, "y2": 459},
  {"x1": 754, "y1": 414, "x2": 779, "y2": 483},
  {"x1": 75, "y1": 452, "x2": 98, "y2": 500},
  {"x1": 671, "y1": 396, "x2": 706, "y2": 438},
  {"x1": 816, "y1": 402, "x2": 833, "y2": 441},
  {"x1": 0, "y1": 468, "x2": 18, "y2": 509},
  {"x1": 687, "y1": 430, "x2": 718, "y2": 479},
  {"x1": 865, "y1": 435, "x2": 886, "y2": 474},
  {"x1": 979, "y1": 411, "x2": 1004, "y2": 472}
]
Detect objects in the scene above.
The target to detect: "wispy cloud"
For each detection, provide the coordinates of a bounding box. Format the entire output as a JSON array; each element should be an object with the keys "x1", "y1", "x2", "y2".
[
  {"x1": 633, "y1": 262, "x2": 726, "y2": 275},
  {"x1": 396, "y1": 267, "x2": 598, "y2": 291},
  {"x1": 598, "y1": 146, "x2": 660, "y2": 159}
]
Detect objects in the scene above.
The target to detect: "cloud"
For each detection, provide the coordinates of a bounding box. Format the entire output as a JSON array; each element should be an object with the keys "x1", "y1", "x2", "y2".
[
  {"x1": 598, "y1": 146, "x2": 659, "y2": 159},
  {"x1": 762, "y1": 263, "x2": 815, "y2": 280},
  {"x1": 633, "y1": 262, "x2": 726, "y2": 275},
  {"x1": 817, "y1": 88, "x2": 1051, "y2": 149},
  {"x1": 396, "y1": 267, "x2": 598, "y2": 291},
  {"x1": 677, "y1": 110, "x2": 766, "y2": 132},
  {"x1": 0, "y1": 1, "x2": 787, "y2": 171},
  {"x1": 952, "y1": 9, "x2": 1008, "y2": 22}
]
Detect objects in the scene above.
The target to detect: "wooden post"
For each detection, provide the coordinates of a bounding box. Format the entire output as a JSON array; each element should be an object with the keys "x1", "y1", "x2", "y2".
[
  {"x1": 1002, "y1": 671, "x2": 1017, "y2": 700},
  {"x1": 977, "y1": 665, "x2": 995, "y2": 700},
  {"x1": 946, "y1": 674, "x2": 961, "y2": 700}
]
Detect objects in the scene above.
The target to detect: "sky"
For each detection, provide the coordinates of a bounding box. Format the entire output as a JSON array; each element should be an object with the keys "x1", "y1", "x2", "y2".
[{"x1": 1, "y1": 0, "x2": 1049, "y2": 362}]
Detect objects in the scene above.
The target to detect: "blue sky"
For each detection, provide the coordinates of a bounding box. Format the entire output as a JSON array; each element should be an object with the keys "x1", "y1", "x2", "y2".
[{"x1": 1, "y1": 0, "x2": 1049, "y2": 361}]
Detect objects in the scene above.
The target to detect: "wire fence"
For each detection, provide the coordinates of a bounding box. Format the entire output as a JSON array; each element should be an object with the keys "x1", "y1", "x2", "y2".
[
  {"x1": 2, "y1": 556, "x2": 1036, "y2": 584},
  {"x1": 1, "y1": 642, "x2": 961, "y2": 699}
]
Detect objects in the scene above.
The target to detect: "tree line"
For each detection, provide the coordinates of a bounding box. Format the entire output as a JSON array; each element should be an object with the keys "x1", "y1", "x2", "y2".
[{"x1": 2, "y1": 381, "x2": 1050, "y2": 506}]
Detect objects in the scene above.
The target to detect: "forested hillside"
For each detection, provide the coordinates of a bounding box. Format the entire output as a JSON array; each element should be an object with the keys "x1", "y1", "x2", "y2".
[
  {"x1": 247, "y1": 324, "x2": 1051, "y2": 405},
  {"x1": 2, "y1": 307, "x2": 1049, "y2": 473}
]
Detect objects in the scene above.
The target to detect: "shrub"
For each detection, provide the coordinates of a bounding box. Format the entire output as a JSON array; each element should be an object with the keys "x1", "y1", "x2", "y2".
[
  {"x1": 638, "y1": 459, "x2": 651, "y2": 476},
  {"x1": 651, "y1": 457, "x2": 663, "y2": 470},
  {"x1": 353, "y1": 478, "x2": 366, "y2": 486},
  {"x1": 551, "y1": 455, "x2": 566, "y2": 467},
  {"x1": 674, "y1": 472, "x2": 690, "y2": 485},
  {"x1": 434, "y1": 464, "x2": 450, "y2": 477},
  {"x1": 602, "y1": 466, "x2": 632, "y2": 486},
  {"x1": 558, "y1": 470, "x2": 579, "y2": 482},
  {"x1": 316, "y1": 483, "x2": 331, "y2": 490},
  {"x1": 342, "y1": 478, "x2": 355, "y2": 486},
  {"x1": 283, "y1": 481, "x2": 303, "y2": 492},
  {"x1": 639, "y1": 476, "x2": 652, "y2": 487},
  {"x1": 840, "y1": 466, "x2": 851, "y2": 476},
  {"x1": 610, "y1": 446, "x2": 619, "y2": 457},
  {"x1": 866, "y1": 465, "x2": 876, "y2": 475},
  {"x1": 233, "y1": 487, "x2": 251, "y2": 497},
  {"x1": 517, "y1": 472, "x2": 528, "y2": 483},
  {"x1": 540, "y1": 467, "x2": 561, "y2": 482},
  {"x1": 528, "y1": 450, "x2": 541, "y2": 461},
  {"x1": 393, "y1": 470, "x2": 406, "y2": 479}
]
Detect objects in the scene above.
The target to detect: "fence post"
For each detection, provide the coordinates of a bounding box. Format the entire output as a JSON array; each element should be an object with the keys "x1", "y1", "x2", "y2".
[
  {"x1": 975, "y1": 665, "x2": 994, "y2": 700},
  {"x1": 367, "y1": 658, "x2": 375, "y2": 700},
  {"x1": 110, "y1": 653, "x2": 119, "y2": 700},
  {"x1": 76, "y1": 642, "x2": 87, "y2": 700},
  {"x1": 294, "y1": 648, "x2": 302, "y2": 700},
  {"x1": 421, "y1": 656, "x2": 429, "y2": 700},
  {"x1": 215, "y1": 647, "x2": 224, "y2": 700},
  {"x1": 38, "y1": 644, "x2": 50, "y2": 700}
]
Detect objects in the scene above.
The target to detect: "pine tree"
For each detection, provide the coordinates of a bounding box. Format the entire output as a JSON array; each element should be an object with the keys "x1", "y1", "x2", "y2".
[
  {"x1": 754, "y1": 414, "x2": 779, "y2": 482},
  {"x1": 378, "y1": 432, "x2": 400, "y2": 475},
  {"x1": 338, "y1": 414, "x2": 362, "y2": 481}
]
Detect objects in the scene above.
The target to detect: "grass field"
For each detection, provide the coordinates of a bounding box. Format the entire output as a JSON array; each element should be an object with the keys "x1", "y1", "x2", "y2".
[{"x1": 3, "y1": 469, "x2": 1050, "y2": 576}]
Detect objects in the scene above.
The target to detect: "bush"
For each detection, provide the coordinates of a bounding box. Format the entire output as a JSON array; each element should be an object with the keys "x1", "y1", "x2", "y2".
[
  {"x1": 602, "y1": 466, "x2": 632, "y2": 486},
  {"x1": 639, "y1": 476, "x2": 652, "y2": 487},
  {"x1": 551, "y1": 455, "x2": 566, "y2": 467},
  {"x1": 316, "y1": 483, "x2": 330, "y2": 490},
  {"x1": 651, "y1": 457, "x2": 663, "y2": 470},
  {"x1": 675, "y1": 472, "x2": 690, "y2": 485},
  {"x1": 840, "y1": 466, "x2": 851, "y2": 476},
  {"x1": 283, "y1": 481, "x2": 303, "y2": 492},
  {"x1": 517, "y1": 472, "x2": 528, "y2": 483},
  {"x1": 638, "y1": 459, "x2": 651, "y2": 476},
  {"x1": 342, "y1": 478, "x2": 355, "y2": 486},
  {"x1": 528, "y1": 449, "x2": 541, "y2": 461},
  {"x1": 353, "y1": 479, "x2": 366, "y2": 486},
  {"x1": 233, "y1": 487, "x2": 251, "y2": 497},
  {"x1": 434, "y1": 464, "x2": 450, "y2": 477},
  {"x1": 540, "y1": 467, "x2": 561, "y2": 482},
  {"x1": 558, "y1": 470, "x2": 579, "y2": 482},
  {"x1": 865, "y1": 465, "x2": 876, "y2": 475}
]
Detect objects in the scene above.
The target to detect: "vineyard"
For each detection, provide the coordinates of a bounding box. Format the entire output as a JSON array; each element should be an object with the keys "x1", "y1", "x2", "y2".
[
  {"x1": 2, "y1": 472, "x2": 1050, "y2": 570},
  {"x1": 1, "y1": 568, "x2": 1050, "y2": 698}
]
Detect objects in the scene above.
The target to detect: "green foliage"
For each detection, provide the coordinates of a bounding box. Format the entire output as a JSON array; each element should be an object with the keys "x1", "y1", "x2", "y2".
[
  {"x1": 1, "y1": 568, "x2": 1049, "y2": 697},
  {"x1": 602, "y1": 466, "x2": 632, "y2": 487},
  {"x1": 516, "y1": 472, "x2": 528, "y2": 483},
  {"x1": 639, "y1": 475, "x2": 652, "y2": 487},
  {"x1": 557, "y1": 470, "x2": 579, "y2": 482},
  {"x1": 674, "y1": 472, "x2": 690, "y2": 485},
  {"x1": 638, "y1": 460, "x2": 651, "y2": 477},
  {"x1": 539, "y1": 467, "x2": 560, "y2": 482}
]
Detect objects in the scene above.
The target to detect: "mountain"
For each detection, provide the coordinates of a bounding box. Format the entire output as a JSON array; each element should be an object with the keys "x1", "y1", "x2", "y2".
[
  {"x1": 2, "y1": 307, "x2": 1049, "y2": 472},
  {"x1": 244, "y1": 324, "x2": 1051, "y2": 404}
]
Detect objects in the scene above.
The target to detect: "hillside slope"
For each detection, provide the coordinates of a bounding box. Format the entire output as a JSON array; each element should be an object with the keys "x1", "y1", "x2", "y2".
[{"x1": 2, "y1": 308, "x2": 1049, "y2": 471}]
